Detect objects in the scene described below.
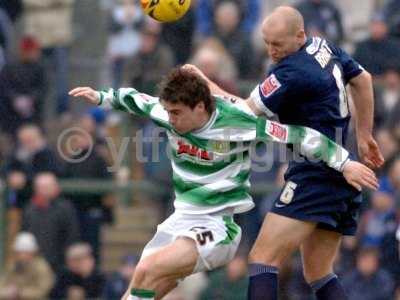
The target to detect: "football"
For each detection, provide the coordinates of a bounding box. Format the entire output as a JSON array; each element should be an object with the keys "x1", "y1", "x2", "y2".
[{"x1": 140, "y1": 0, "x2": 191, "y2": 22}]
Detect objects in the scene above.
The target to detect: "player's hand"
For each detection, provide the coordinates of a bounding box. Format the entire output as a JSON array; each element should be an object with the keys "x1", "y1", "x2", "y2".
[
  {"x1": 357, "y1": 134, "x2": 384, "y2": 169},
  {"x1": 69, "y1": 87, "x2": 100, "y2": 105},
  {"x1": 343, "y1": 160, "x2": 378, "y2": 191},
  {"x1": 182, "y1": 64, "x2": 209, "y2": 82}
]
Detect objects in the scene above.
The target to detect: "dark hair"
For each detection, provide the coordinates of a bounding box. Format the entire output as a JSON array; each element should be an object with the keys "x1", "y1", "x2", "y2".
[{"x1": 159, "y1": 67, "x2": 215, "y2": 115}]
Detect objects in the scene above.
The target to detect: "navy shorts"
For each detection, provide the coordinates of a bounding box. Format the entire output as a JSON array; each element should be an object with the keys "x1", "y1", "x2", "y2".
[{"x1": 270, "y1": 162, "x2": 362, "y2": 236}]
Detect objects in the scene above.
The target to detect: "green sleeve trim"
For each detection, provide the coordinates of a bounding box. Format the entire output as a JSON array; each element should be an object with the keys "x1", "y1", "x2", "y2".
[
  {"x1": 131, "y1": 288, "x2": 156, "y2": 298},
  {"x1": 98, "y1": 91, "x2": 104, "y2": 106}
]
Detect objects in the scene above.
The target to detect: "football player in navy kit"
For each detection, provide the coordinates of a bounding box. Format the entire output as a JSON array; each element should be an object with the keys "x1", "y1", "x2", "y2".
[{"x1": 184, "y1": 5, "x2": 385, "y2": 300}]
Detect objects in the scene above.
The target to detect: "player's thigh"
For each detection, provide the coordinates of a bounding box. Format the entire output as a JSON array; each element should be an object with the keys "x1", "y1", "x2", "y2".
[
  {"x1": 155, "y1": 280, "x2": 179, "y2": 300},
  {"x1": 249, "y1": 212, "x2": 316, "y2": 266},
  {"x1": 138, "y1": 237, "x2": 199, "y2": 281},
  {"x1": 300, "y1": 228, "x2": 342, "y2": 283}
]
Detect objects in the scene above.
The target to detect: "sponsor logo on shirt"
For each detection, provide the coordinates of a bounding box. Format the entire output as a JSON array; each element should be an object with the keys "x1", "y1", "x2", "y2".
[
  {"x1": 267, "y1": 121, "x2": 288, "y2": 142},
  {"x1": 211, "y1": 141, "x2": 230, "y2": 153},
  {"x1": 313, "y1": 40, "x2": 333, "y2": 68},
  {"x1": 177, "y1": 140, "x2": 213, "y2": 161},
  {"x1": 260, "y1": 74, "x2": 281, "y2": 98}
]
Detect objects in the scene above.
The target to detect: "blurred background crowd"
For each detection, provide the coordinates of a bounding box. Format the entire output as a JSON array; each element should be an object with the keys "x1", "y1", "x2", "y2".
[{"x1": 0, "y1": 0, "x2": 399, "y2": 299}]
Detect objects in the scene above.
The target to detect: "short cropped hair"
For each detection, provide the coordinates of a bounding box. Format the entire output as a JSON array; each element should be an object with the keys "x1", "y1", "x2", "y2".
[{"x1": 159, "y1": 67, "x2": 215, "y2": 115}]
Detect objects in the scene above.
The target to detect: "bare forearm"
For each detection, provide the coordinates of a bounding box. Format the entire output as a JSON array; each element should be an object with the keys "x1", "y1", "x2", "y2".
[
  {"x1": 349, "y1": 71, "x2": 374, "y2": 137},
  {"x1": 204, "y1": 78, "x2": 266, "y2": 115},
  {"x1": 207, "y1": 79, "x2": 244, "y2": 101}
]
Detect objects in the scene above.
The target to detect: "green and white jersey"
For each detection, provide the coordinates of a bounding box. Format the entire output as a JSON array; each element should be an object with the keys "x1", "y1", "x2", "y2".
[{"x1": 99, "y1": 88, "x2": 350, "y2": 214}]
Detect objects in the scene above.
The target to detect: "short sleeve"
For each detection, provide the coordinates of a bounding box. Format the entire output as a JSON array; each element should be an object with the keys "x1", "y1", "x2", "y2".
[
  {"x1": 249, "y1": 66, "x2": 303, "y2": 116},
  {"x1": 329, "y1": 42, "x2": 364, "y2": 83}
]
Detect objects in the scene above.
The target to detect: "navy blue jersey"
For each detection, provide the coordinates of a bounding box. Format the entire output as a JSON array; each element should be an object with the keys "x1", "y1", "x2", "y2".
[
  {"x1": 251, "y1": 37, "x2": 363, "y2": 177},
  {"x1": 251, "y1": 37, "x2": 364, "y2": 235}
]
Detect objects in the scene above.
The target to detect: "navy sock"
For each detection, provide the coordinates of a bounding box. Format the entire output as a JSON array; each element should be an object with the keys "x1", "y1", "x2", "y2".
[
  {"x1": 247, "y1": 263, "x2": 278, "y2": 300},
  {"x1": 310, "y1": 273, "x2": 347, "y2": 300}
]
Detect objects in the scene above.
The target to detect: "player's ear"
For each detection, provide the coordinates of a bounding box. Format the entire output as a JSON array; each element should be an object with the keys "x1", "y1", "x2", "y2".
[{"x1": 196, "y1": 101, "x2": 206, "y2": 111}]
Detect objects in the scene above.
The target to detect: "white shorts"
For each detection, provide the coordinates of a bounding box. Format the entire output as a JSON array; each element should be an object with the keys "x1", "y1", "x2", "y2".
[{"x1": 141, "y1": 209, "x2": 242, "y2": 273}]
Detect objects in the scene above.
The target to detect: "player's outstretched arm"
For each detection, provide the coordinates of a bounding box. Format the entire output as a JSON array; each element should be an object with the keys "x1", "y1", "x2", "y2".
[
  {"x1": 181, "y1": 64, "x2": 236, "y2": 98},
  {"x1": 287, "y1": 123, "x2": 378, "y2": 191},
  {"x1": 69, "y1": 87, "x2": 101, "y2": 105},
  {"x1": 342, "y1": 160, "x2": 378, "y2": 191},
  {"x1": 70, "y1": 87, "x2": 161, "y2": 120},
  {"x1": 261, "y1": 120, "x2": 378, "y2": 191}
]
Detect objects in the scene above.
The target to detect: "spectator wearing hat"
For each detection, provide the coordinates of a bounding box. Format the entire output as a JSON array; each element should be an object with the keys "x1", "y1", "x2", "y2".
[
  {"x1": 0, "y1": 36, "x2": 47, "y2": 135},
  {"x1": 0, "y1": 232, "x2": 54, "y2": 300},
  {"x1": 103, "y1": 255, "x2": 139, "y2": 300},
  {"x1": 50, "y1": 243, "x2": 105, "y2": 300}
]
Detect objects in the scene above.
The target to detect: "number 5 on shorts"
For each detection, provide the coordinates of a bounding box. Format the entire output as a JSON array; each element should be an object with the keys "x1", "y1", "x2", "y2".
[
  {"x1": 196, "y1": 231, "x2": 214, "y2": 246},
  {"x1": 280, "y1": 181, "x2": 297, "y2": 204},
  {"x1": 190, "y1": 227, "x2": 215, "y2": 246}
]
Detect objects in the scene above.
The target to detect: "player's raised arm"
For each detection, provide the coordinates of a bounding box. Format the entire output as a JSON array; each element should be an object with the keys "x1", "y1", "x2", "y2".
[
  {"x1": 69, "y1": 87, "x2": 101, "y2": 105},
  {"x1": 259, "y1": 120, "x2": 378, "y2": 191},
  {"x1": 181, "y1": 64, "x2": 256, "y2": 109},
  {"x1": 69, "y1": 87, "x2": 160, "y2": 118}
]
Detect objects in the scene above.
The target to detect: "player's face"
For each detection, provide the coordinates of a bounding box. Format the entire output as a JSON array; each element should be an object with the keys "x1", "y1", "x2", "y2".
[
  {"x1": 262, "y1": 25, "x2": 304, "y2": 63},
  {"x1": 161, "y1": 100, "x2": 207, "y2": 134}
]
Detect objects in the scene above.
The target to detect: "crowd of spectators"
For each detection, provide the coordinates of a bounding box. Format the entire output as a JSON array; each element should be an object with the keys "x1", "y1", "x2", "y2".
[{"x1": 0, "y1": 0, "x2": 400, "y2": 299}]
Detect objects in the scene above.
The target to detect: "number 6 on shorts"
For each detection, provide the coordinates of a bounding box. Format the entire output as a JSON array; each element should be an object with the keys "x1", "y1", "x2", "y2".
[{"x1": 280, "y1": 181, "x2": 297, "y2": 204}]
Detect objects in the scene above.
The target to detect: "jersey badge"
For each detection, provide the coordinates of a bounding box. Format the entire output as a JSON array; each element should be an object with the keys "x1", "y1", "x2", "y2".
[
  {"x1": 210, "y1": 141, "x2": 230, "y2": 153},
  {"x1": 260, "y1": 74, "x2": 281, "y2": 98}
]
